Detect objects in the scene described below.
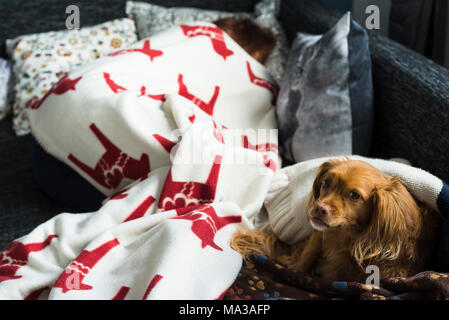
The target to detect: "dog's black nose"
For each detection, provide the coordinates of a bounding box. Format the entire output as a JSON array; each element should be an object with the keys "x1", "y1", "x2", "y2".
[{"x1": 315, "y1": 204, "x2": 329, "y2": 217}]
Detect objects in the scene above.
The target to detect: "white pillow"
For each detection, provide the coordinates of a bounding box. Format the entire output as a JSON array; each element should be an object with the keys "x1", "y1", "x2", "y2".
[{"x1": 6, "y1": 18, "x2": 138, "y2": 136}]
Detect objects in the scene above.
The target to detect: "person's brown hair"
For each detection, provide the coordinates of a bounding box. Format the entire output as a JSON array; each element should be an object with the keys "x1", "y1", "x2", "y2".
[{"x1": 213, "y1": 17, "x2": 276, "y2": 64}]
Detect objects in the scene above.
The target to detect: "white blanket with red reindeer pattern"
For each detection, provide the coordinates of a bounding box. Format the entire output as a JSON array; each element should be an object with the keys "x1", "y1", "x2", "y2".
[
  {"x1": 0, "y1": 22, "x2": 279, "y2": 299},
  {"x1": 27, "y1": 21, "x2": 278, "y2": 197}
]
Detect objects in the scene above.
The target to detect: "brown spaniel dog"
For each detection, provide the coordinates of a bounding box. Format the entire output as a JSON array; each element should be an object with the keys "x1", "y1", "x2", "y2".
[{"x1": 231, "y1": 159, "x2": 442, "y2": 282}]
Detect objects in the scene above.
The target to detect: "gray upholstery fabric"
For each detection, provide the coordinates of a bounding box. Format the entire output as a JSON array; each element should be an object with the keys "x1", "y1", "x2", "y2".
[
  {"x1": 0, "y1": 115, "x2": 72, "y2": 248},
  {"x1": 389, "y1": 0, "x2": 449, "y2": 68},
  {"x1": 276, "y1": 12, "x2": 373, "y2": 163}
]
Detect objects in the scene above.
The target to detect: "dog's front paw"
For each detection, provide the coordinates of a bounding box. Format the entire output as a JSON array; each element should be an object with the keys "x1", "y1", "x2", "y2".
[{"x1": 230, "y1": 229, "x2": 272, "y2": 259}]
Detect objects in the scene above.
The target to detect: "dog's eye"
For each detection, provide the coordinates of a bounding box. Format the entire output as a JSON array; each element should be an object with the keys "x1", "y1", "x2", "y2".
[
  {"x1": 349, "y1": 191, "x2": 361, "y2": 200},
  {"x1": 322, "y1": 179, "x2": 330, "y2": 189}
]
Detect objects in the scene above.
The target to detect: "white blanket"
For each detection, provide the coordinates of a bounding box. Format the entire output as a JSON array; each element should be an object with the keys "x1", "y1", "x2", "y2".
[
  {"x1": 0, "y1": 22, "x2": 279, "y2": 299},
  {"x1": 28, "y1": 21, "x2": 278, "y2": 196}
]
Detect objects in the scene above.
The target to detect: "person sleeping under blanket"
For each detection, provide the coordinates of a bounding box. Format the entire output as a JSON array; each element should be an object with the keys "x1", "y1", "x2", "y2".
[{"x1": 30, "y1": 18, "x2": 278, "y2": 212}]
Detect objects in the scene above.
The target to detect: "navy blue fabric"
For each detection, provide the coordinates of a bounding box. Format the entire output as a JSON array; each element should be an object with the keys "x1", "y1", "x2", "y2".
[
  {"x1": 437, "y1": 183, "x2": 449, "y2": 271},
  {"x1": 348, "y1": 16, "x2": 374, "y2": 156},
  {"x1": 32, "y1": 138, "x2": 105, "y2": 212},
  {"x1": 437, "y1": 183, "x2": 449, "y2": 218}
]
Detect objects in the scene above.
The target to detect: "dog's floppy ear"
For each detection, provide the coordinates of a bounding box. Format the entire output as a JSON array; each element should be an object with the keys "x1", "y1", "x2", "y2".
[
  {"x1": 352, "y1": 177, "x2": 421, "y2": 267},
  {"x1": 312, "y1": 160, "x2": 339, "y2": 199}
]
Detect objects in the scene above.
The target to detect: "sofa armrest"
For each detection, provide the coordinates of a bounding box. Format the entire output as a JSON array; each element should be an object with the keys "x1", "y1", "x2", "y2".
[
  {"x1": 280, "y1": 0, "x2": 449, "y2": 182},
  {"x1": 368, "y1": 34, "x2": 449, "y2": 183}
]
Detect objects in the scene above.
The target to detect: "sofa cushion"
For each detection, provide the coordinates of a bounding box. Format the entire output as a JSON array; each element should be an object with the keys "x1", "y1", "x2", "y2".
[{"x1": 276, "y1": 12, "x2": 374, "y2": 163}]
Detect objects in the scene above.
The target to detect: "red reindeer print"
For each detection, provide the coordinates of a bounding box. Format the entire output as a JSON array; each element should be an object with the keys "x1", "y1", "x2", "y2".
[
  {"x1": 216, "y1": 287, "x2": 231, "y2": 300},
  {"x1": 24, "y1": 287, "x2": 49, "y2": 300},
  {"x1": 122, "y1": 195, "x2": 155, "y2": 222},
  {"x1": 52, "y1": 76, "x2": 82, "y2": 94},
  {"x1": 108, "y1": 40, "x2": 163, "y2": 61},
  {"x1": 172, "y1": 205, "x2": 241, "y2": 251},
  {"x1": 29, "y1": 74, "x2": 82, "y2": 110},
  {"x1": 142, "y1": 274, "x2": 164, "y2": 300},
  {"x1": 241, "y1": 135, "x2": 278, "y2": 172},
  {"x1": 111, "y1": 274, "x2": 163, "y2": 300},
  {"x1": 109, "y1": 187, "x2": 131, "y2": 201},
  {"x1": 153, "y1": 134, "x2": 177, "y2": 153},
  {"x1": 157, "y1": 155, "x2": 222, "y2": 211},
  {"x1": 189, "y1": 113, "x2": 196, "y2": 123},
  {"x1": 180, "y1": 25, "x2": 234, "y2": 60},
  {"x1": 178, "y1": 74, "x2": 220, "y2": 116},
  {"x1": 102, "y1": 186, "x2": 131, "y2": 206},
  {"x1": 0, "y1": 235, "x2": 57, "y2": 283},
  {"x1": 263, "y1": 154, "x2": 277, "y2": 172},
  {"x1": 212, "y1": 120, "x2": 224, "y2": 143},
  {"x1": 68, "y1": 123, "x2": 151, "y2": 190},
  {"x1": 246, "y1": 61, "x2": 279, "y2": 104},
  {"x1": 140, "y1": 86, "x2": 165, "y2": 101},
  {"x1": 112, "y1": 286, "x2": 130, "y2": 300},
  {"x1": 53, "y1": 238, "x2": 120, "y2": 293},
  {"x1": 103, "y1": 72, "x2": 127, "y2": 93},
  {"x1": 242, "y1": 135, "x2": 279, "y2": 154},
  {"x1": 175, "y1": 204, "x2": 208, "y2": 216}
]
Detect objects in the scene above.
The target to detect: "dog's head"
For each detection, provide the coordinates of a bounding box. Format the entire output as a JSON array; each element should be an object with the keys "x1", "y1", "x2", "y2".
[{"x1": 307, "y1": 159, "x2": 422, "y2": 265}]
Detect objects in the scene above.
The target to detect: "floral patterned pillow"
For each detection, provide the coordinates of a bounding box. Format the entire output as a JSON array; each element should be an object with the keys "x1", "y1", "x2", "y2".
[
  {"x1": 126, "y1": 0, "x2": 289, "y2": 85},
  {"x1": 6, "y1": 18, "x2": 138, "y2": 136}
]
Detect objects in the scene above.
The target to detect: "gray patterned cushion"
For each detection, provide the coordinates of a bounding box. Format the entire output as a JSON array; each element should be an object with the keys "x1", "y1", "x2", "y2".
[
  {"x1": 126, "y1": 0, "x2": 289, "y2": 84},
  {"x1": 0, "y1": 58, "x2": 12, "y2": 120},
  {"x1": 276, "y1": 12, "x2": 374, "y2": 163}
]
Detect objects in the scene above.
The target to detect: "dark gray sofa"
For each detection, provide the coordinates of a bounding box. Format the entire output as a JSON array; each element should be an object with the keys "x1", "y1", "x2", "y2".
[{"x1": 1, "y1": 0, "x2": 448, "y2": 249}]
